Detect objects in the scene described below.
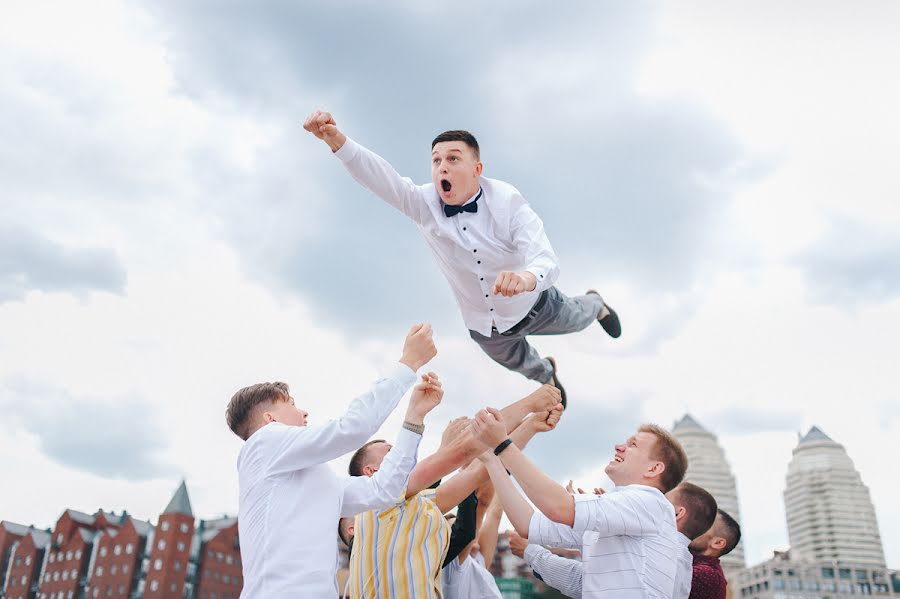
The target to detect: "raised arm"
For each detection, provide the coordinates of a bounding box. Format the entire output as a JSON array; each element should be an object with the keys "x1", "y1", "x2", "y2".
[
  {"x1": 472, "y1": 406, "x2": 575, "y2": 525},
  {"x1": 267, "y1": 324, "x2": 435, "y2": 474},
  {"x1": 405, "y1": 385, "x2": 561, "y2": 498},
  {"x1": 340, "y1": 371, "x2": 444, "y2": 516},
  {"x1": 303, "y1": 109, "x2": 430, "y2": 224},
  {"x1": 434, "y1": 407, "x2": 560, "y2": 514},
  {"x1": 477, "y1": 494, "x2": 503, "y2": 568}
]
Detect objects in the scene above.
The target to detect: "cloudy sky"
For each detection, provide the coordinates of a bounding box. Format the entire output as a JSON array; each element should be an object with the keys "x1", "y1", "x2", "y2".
[{"x1": 2, "y1": 0, "x2": 899, "y2": 568}]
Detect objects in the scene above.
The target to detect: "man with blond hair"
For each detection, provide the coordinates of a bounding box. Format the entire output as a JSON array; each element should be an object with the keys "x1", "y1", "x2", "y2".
[{"x1": 473, "y1": 415, "x2": 688, "y2": 599}]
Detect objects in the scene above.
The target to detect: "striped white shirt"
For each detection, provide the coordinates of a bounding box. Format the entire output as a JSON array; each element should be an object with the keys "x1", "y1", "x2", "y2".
[{"x1": 527, "y1": 484, "x2": 679, "y2": 598}]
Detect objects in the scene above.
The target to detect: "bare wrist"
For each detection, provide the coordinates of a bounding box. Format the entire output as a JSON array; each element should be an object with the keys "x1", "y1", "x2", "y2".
[
  {"x1": 404, "y1": 409, "x2": 425, "y2": 426},
  {"x1": 327, "y1": 132, "x2": 347, "y2": 152}
]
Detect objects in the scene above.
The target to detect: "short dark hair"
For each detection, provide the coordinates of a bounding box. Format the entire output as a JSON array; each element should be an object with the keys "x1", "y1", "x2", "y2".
[
  {"x1": 717, "y1": 509, "x2": 742, "y2": 556},
  {"x1": 225, "y1": 382, "x2": 290, "y2": 441},
  {"x1": 674, "y1": 482, "x2": 718, "y2": 540},
  {"x1": 348, "y1": 439, "x2": 386, "y2": 476},
  {"x1": 431, "y1": 130, "x2": 480, "y2": 159},
  {"x1": 639, "y1": 424, "x2": 689, "y2": 492}
]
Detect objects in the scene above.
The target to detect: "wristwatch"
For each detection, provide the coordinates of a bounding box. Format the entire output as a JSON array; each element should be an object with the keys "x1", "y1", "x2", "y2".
[{"x1": 403, "y1": 421, "x2": 425, "y2": 435}]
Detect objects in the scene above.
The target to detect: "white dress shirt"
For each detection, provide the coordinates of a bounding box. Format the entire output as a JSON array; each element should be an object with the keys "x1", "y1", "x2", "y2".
[
  {"x1": 673, "y1": 532, "x2": 693, "y2": 599},
  {"x1": 524, "y1": 544, "x2": 583, "y2": 598},
  {"x1": 442, "y1": 551, "x2": 503, "y2": 599},
  {"x1": 335, "y1": 138, "x2": 560, "y2": 336},
  {"x1": 528, "y1": 485, "x2": 679, "y2": 598},
  {"x1": 237, "y1": 364, "x2": 419, "y2": 599}
]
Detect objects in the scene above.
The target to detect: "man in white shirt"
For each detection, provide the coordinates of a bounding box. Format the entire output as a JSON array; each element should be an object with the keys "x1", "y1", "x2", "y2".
[
  {"x1": 517, "y1": 481, "x2": 718, "y2": 599},
  {"x1": 226, "y1": 323, "x2": 438, "y2": 599},
  {"x1": 303, "y1": 110, "x2": 621, "y2": 406},
  {"x1": 472, "y1": 413, "x2": 688, "y2": 599}
]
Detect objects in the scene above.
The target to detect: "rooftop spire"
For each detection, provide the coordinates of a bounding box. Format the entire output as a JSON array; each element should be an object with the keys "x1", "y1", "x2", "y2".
[{"x1": 162, "y1": 480, "x2": 193, "y2": 517}]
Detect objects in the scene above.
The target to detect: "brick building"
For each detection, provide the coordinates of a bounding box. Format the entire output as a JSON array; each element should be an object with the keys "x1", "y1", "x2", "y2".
[{"x1": 1, "y1": 482, "x2": 241, "y2": 599}]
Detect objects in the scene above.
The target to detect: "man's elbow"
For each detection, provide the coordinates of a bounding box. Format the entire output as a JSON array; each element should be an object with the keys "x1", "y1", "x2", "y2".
[{"x1": 544, "y1": 503, "x2": 575, "y2": 527}]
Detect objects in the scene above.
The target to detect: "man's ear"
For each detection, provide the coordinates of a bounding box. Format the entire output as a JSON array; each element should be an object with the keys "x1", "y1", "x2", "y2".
[
  {"x1": 348, "y1": 524, "x2": 355, "y2": 537},
  {"x1": 474, "y1": 161, "x2": 483, "y2": 177},
  {"x1": 674, "y1": 505, "x2": 687, "y2": 523},
  {"x1": 262, "y1": 410, "x2": 276, "y2": 424},
  {"x1": 646, "y1": 461, "x2": 666, "y2": 480},
  {"x1": 711, "y1": 536, "x2": 727, "y2": 551},
  {"x1": 363, "y1": 464, "x2": 377, "y2": 477}
]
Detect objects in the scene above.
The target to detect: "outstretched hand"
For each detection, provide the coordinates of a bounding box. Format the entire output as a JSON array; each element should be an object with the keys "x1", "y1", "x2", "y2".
[
  {"x1": 302, "y1": 110, "x2": 346, "y2": 151},
  {"x1": 440, "y1": 416, "x2": 470, "y2": 450},
  {"x1": 399, "y1": 323, "x2": 437, "y2": 371},
  {"x1": 407, "y1": 372, "x2": 443, "y2": 421},
  {"x1": 530, "y1": 403, "x2": 564, "y2": 433},
  {"x1": 472, "y1": 407, "x2": 508, "y2": 448}
]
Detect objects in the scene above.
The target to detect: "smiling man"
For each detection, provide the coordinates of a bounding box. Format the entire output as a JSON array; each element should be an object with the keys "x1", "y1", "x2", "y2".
[
  {"x1": 473, "y1": 412, "x2": 688, "y2": 598},
  {"x1": 303, "y1": 110, "x2": 622, "y2": 406}
]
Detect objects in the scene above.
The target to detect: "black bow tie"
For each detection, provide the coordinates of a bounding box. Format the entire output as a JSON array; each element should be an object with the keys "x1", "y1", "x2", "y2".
[{"x1": 443, "y1": 189, "x2": 482, "y2": 217}]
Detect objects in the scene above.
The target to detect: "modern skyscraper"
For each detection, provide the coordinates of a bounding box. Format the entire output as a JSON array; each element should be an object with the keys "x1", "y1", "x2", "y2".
[
  {"x1": 784, "y1": 426, "x2": 886, "y2": 568},
  {"x1": 672, "y1": 414, "x2": 745, "y2": 571}
]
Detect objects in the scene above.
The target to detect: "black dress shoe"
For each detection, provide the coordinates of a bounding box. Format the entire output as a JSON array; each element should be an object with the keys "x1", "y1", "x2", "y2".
[
  {"x1": 546, "y1": 356, "x2": 567, "y2": 409},
  {"x1": 587, "y1": 290, "x2": 621, "y2": 338}
]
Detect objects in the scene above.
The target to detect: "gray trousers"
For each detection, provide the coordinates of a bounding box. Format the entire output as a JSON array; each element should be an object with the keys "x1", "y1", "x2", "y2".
[{"x1": 468, "y1": 287, "x2": 604, "y2": 383}]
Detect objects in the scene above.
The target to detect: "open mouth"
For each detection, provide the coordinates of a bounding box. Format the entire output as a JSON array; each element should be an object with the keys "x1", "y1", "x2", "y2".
[
  {"x1": 613, "y1": 455, "x2": 624, "y2": 463},
  {"x1": 440, "y1": 179, "x2": 452, "y2": 192}
]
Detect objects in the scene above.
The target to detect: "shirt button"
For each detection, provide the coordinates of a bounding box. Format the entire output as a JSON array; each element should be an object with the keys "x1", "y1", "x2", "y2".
[
  {"x1": 490, "y1": 308, "x2": 493, "y2": 311},
  {"x1": 480, "y1": 277, "x2": 484, "y2": 281},
  {"x1": 473, "y1": 249, "x2": 477, "y2": 253},
  {"x1": 463, "y1": 227, "x2": 467, "y2": 231},
  {"x1": 485, "y1": 294, "x2": 488, "y2": 298},
  {"x1": 477, "y1": 260, "x2": 481, "y2": 264}
]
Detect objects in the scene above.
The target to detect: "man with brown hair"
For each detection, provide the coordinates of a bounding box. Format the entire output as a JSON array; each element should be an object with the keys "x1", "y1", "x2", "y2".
[
  {"x1": 303, "y1": 110, "x2": 622, "y2": 406},
  {"x1": 229, "y1": 324, "x2": 438, "y2": 599},
  {"x1": 472, "y1": 415, "x2": 688, "y2": 598},
  {"x1": 508, "y1": 481, "x2": 717, "y2": 599}
]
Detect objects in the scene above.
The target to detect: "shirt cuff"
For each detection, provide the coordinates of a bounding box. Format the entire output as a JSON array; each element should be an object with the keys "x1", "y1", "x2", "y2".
[
  {"x1": 387, "y1": 362, "x2": 418, "y2": 386},
  {"x1": 393, "y1": 426, "x2": 423, "y2": 455},
  {"x1": 523, "y1": 544, "x2": 548, "y2": 567},
  {"x1": 334, "y1": 136, "x2": 360, "y2": 163}
]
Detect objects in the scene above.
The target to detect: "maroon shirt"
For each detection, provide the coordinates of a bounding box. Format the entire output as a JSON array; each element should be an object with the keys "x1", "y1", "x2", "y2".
[{"x1": 689, "y1": 554, "x2": 727, "y2": 599}]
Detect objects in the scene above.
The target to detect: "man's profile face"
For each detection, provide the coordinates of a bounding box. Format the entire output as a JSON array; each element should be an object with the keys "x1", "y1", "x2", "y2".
[
  {"x1": 431, "y1": 141, "x2": 482, "y2": 206},
  {"x1": 604, "y1": 431, "x2": 662, "y2": 485},
  {"x1": 265, "y1": 396, "x2": 308, "y2": 428}
]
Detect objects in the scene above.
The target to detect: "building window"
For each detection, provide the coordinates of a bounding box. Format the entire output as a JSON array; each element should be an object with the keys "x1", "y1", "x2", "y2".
[
  {"x1": 177, "y1": 541, "x2": 185, "y2": 552},
  {"x1": 96, "y1": 566, "x2": 103, "y2": 577},
  {"x1": 161, "y1": 521, "x2": 170, "y2": 531},
  {"x1": 100, "y1": 547, "x2": 108, "y2": 557},
  {"x1": 180, "y1": 523, "x2": 189, "y2": 534},
  {"x1": 25, "y1": 556, "x2": 31, "y2": 566},
  {"x1": 150, "y1": 580, "x2": 158, "y2": 591},
  {"x1": 125, "y1": 544, "x2": 133, "y2": 554},
  {"x1": 63, "y1": 569, "x2": 69, "y2": 580},
  {"x1": 111, "y1": 565, "x2": 117, "y2": 575},
  {"x1": 158, "y1": 540, "x2": 166, "y2": 551},
  {"x1": 154, "y1": 559, "x2": 162, "y2": 571},
  {"x1": 117, "y1": 585, "x2": 124, "y2": 595},
  {"x1": 76, "y1": 550, "x2": 82, "y2": 559},
  {"x1": 170, "y1": 584, "x2": 177, "y2": 593},
  {"x1": 174, "y1": 560, "x2": 181, "y2": 571},
  {"x1": 50, "y1": 553, "x2": 55, "y2": 564},
  {"x1": 21, "y1": 575, "x2": 27, "y2": 585},
  {"x1": 53, "y1": 571, "x2": 60, "y2": 581},
  {"x1": 57, "y1": 533, "x2": 64, "y2": 545},
  {"x1": 113, "y1": 545, "x2": 121, "y2": 556},
  {"x1": 66, "y1": 551, "x2": 73, "y2": 561},
  {"x1": 123, "y1": 564, "x2": 129, "y2": 573},
  {"x1": 226, "y1": 555, "x2": 233, "y2": 565},
  {"x1": 71, "y1": 569, "x2": 77, "y2": 579}
]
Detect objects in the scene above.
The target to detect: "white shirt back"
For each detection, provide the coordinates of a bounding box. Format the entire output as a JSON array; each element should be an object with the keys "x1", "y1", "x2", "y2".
[
  {"x1": 442, "y1": 551, "x2": 503, "y2": 599},
  {"x1": 673, "y1": 532, "x2": 693, "y2": 599}
]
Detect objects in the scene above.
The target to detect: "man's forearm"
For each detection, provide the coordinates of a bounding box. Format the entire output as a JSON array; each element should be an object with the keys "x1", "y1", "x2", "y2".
[
  {"x1": 484, "y1": 457, "x2": 534, "y2": 536},
  {"x1": 498, "y1": 444, "x2": 575, "y2": 526}
]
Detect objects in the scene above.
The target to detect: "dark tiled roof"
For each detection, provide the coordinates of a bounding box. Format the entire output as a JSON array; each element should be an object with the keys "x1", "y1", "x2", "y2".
[
  {"x1": 163, "y1": 481, "x2": 194, "y2": 517},
  {"x1": 799, "y1": 425, "x2": 835, "y2": 445}
]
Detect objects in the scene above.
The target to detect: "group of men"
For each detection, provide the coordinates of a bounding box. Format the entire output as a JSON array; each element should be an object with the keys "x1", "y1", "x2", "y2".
[{"x1": 224, "y1": 111, "x2": 742, "y2": 598}]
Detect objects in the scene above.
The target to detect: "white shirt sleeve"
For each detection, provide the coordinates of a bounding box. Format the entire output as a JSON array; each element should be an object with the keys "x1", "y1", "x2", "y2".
[
  {"x1": 570, "y1": 489, "x2": 657, "y2": 538},
  {"x1": 527, "y1": 511, "x2": 585, "y2": 550},
  {"x1": 265, "y1": 363, "x2": 417, "y2": 476},
  {"x1": 339, "y1": 427, "x2": 422, "y2": 517},
  {"x1": 524, "y1": 545, "x2": 583, "y2": 599},
  {"x1": 509, "y1": 203, "x2": 560, "y2": 292},
  {"x1": 334, "y1": 137, "x2": 432, "y2": 225}
]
